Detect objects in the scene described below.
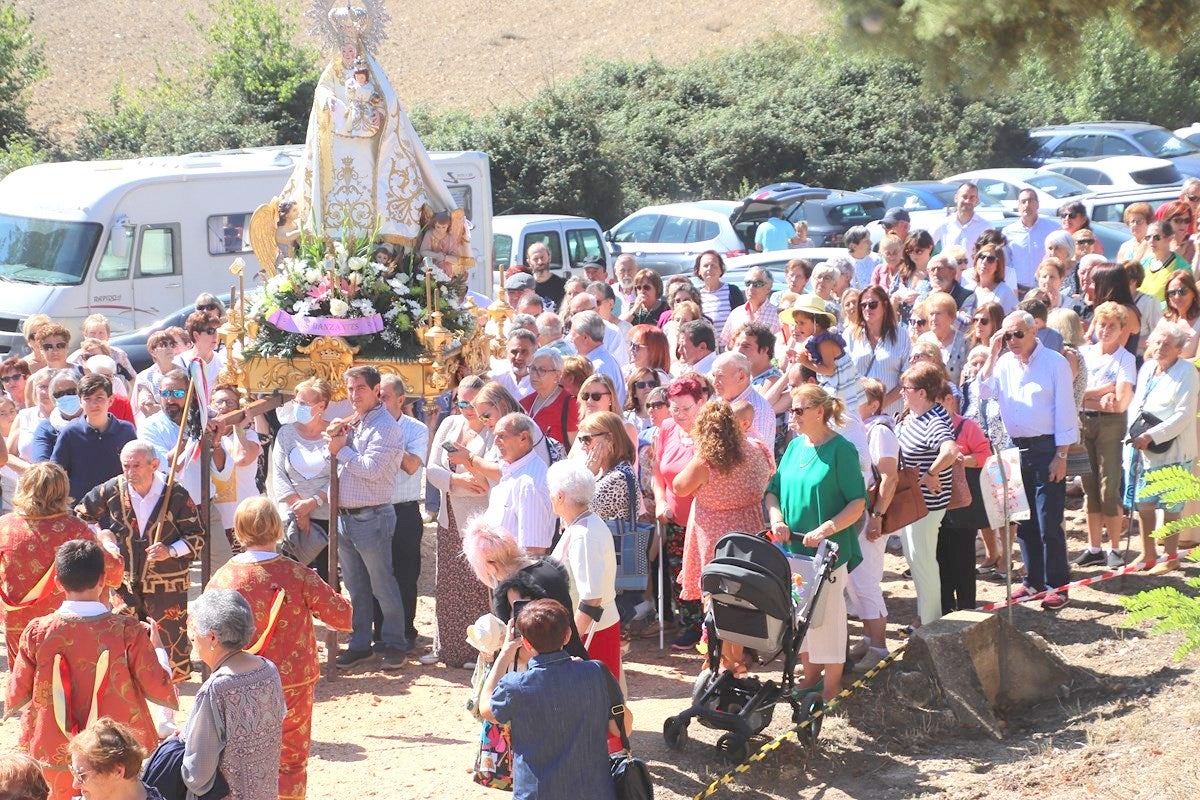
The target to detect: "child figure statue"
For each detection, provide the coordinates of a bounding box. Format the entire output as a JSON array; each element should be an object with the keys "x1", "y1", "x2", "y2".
[
  {"x1": 344, "y1": 56, "x2": 384, "y2": 135},
  {"x1": 419, "y1": 211, "x2": 469, "y2": 275}
]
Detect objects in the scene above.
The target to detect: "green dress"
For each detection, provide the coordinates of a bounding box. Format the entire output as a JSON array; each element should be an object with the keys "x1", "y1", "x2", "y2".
[{"x1": 766, "y1": 432, "x2": 867, "y2": 572}]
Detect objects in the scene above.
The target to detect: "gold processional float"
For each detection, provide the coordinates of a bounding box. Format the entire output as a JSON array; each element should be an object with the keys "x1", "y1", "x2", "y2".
[{"x1": 215, "y1": 0, "x2": 508, "y2": 405}]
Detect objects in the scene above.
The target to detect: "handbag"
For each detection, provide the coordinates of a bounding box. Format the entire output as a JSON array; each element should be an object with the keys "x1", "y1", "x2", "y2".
[
  {"x1": 472, "y1": 718, "x2": 514, "y2": 791},
  {"x1": 280, "y1": 514, "x2": 328, "y2": 567},
  {"x1": 946, "y1": 419, "x2": 972, "y2": 511},
  {"x1": 602, "y1": 664, "x2": 654, "y2": 800},
  {"x1": 606, "y1": 468, "x2": 654, "y2": 591},
  {"x1": 875, "y1": 456, "x2": 928, "y2": 535},
  {"x1": 143, "y1": 736, "x2": 230, "y2": 800},
  {"x1": 1129, "y1": 411, "x2": 1173, "y2": 454}
]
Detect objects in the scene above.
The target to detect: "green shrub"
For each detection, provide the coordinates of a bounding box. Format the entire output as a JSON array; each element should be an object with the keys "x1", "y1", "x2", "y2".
[{"x1": 0, "y1": 0, "x2": 44, "y2": 144}]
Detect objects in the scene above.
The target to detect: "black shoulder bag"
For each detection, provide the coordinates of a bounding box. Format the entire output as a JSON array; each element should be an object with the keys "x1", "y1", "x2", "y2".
[{"x1": 601, "y1": 664, "x2": 654, "y2": 800}]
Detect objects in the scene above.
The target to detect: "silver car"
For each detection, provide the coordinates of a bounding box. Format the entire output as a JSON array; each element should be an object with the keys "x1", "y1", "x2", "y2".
[{"x1": 605, "y1": 201, "x2": 745, "y2": 276}]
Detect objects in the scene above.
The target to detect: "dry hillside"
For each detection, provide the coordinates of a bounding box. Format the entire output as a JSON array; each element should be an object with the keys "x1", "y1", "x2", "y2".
[{"x1": 18, "y1": 0, "x2": 825, "y2": 138}]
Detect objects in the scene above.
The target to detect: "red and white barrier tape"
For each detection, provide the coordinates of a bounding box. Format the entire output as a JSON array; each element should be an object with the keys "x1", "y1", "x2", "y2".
[{"x1": 977, "y1": 544, "x2": 1199, "y2": 612}]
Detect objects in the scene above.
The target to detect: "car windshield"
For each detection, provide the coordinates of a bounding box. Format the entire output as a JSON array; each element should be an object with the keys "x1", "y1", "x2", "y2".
[
  {"x1": 1132, "y1": 129, "x2": 1200, "y2": 158},
  {"x1": 1026, "y1": 173, "x2": 1089, "y2": 198},
  {"x1": 928, "y1": 186, "x2": 961, "y2": 205},
  {"x1": 825, "y1": 201, "x2": 884, "y2": 226},
  {"x1": 0, "y1": 214, "x2": 102, "y2": 285}
]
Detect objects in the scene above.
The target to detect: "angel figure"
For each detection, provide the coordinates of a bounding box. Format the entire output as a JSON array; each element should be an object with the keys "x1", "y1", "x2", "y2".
[
  {"x1": 276, "y1": 201, "x2": 301, "y2": 260},
  {"x1": 419, "y1": 211, "x2": 469, "y2": 275}
]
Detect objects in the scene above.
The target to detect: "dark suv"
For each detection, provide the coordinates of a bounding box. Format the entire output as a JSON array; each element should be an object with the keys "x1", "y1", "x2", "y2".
[
  {"x1": 1028, "y1": 121, "x2": 1200, "y2": 177},
  {"x1": 730, "y1": 183, "x2": 885, "y2": 248}
]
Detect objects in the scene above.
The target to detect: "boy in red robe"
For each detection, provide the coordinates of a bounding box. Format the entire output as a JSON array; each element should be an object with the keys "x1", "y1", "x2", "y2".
[{"x1": 6, "y1": 539, "x2": 178, "y2": 800}]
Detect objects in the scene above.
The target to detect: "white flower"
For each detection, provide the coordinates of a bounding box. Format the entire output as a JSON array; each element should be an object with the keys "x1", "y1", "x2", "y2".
[
  {"x1": 386, "y1": 276, "x2": 410, "y2": 293},
  {"x1": 347, "y1": 256, "x2": 368, "y2": 273},
  {"x1": 351, "y1": 298, "x2": 377, "y2": 316},
  {"x1": 305, "y1": 268, "x2": 322, "y2": 284},
  {"x1": 384, "y1": 307, "x2": 400, "y2": 321},
  {"x1": 292, "y1": 297, "x2": 318, "y2": 317},
  {"x1": 329, "y1": 298, "x2": 350, "y2": 317}
]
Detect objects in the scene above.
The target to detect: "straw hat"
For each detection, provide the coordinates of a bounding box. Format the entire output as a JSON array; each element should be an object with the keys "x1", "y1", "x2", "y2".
[{"x1": 780, "y1": 293, "x2": 836, "y2": 327}]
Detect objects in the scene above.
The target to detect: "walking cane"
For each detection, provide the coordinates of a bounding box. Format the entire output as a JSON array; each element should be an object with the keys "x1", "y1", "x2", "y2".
[
  {"x1": 324, "y1": 463, "x2": 341, "y2": 681},
  {"x1": 656, "y1": 520, "x2": 666, "y2": 651}
]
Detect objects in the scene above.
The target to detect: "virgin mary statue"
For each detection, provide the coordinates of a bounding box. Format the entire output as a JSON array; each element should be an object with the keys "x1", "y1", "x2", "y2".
[{"x1": 280, "y1": 0, "x2": 470, "y2": 260}]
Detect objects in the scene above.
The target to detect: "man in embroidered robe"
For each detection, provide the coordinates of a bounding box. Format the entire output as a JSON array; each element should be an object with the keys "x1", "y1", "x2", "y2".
[
  {"x1": 75, "y1": 440, "x2": 205, "y2": 680},
  {"x1": 7, "y1": 539, "x2": 177, "y2": 800}
]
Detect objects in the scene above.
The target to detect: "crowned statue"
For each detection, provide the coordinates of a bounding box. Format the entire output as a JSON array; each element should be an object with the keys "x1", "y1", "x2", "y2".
[{"x1": 276, "y1": 0, "x2": 472, "y2": 267}]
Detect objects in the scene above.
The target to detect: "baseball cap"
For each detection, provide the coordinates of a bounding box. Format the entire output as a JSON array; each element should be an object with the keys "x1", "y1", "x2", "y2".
[
  {"x1": 882, "y1": 207, "x2": 911, "y2": 226},
  {"x1": 504, "y1": 273, "x2": 536, "y2": 291}
]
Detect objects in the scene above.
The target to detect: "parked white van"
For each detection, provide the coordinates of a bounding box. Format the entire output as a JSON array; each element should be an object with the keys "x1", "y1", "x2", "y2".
[
  {"x1": 0, "y1": 146, "x2": 492, "y2": 354},
  {"x1": 492, "y1": 214, "x2": 607, "y2": 276}
]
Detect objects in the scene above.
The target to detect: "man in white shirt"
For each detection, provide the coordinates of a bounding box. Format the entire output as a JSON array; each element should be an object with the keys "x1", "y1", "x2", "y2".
[
  {"x1": 932, "y1": 182, "x2": 991, "y2": 262},
  {"x1": 977, "y1": 311, "x2": 1079, "y2": 611},
  {"x1": 587, "y1": 281, "x2": 632, "y2": 365},
  {"x1": 491, "y1": 329, "x2": 537, "y2": 400},
  {"x1": 677, "y1": 320, "x2": 718, "y2": 376},
  {"x1": 536, "y1": 312, "x2": 574, "y2": 357},
  {"x1": 613, "y1": 254, "x2": 639, "y2": 310},
  {"x1": 568, "y1": 292, "x2": 627, "y2": 367},
  {"x1": 711, "y1": 352, "x2": 775, "y2": 447},
  {"x1": 568, "y1": 311, "x2": 626, "y2": 406},
  {"x1": 483, "y1": 413, "x2": 555, "y2": 555},
  {"x1": 1002, "y1": 188, "x2": 1060, "y2": 293}
]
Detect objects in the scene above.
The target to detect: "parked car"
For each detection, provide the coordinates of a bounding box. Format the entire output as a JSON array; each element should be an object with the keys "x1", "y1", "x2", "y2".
[
  {"x1": 713, "y1": 247, "x2": 847, "y2": 289},
  {"x1": 1038, "y1": 156, "x2": 1183, "y2": 191},
  {"x1": 859, "y1": 180, "x2": 1008, "y2": 242},
  {"x1": 944, "y1": 169, "x2": 1091, "y2": 212},
  {"x1": 109, "y1": 293, "x2": 232, "y2": 373},
  {"x1": 1176, "y1": 123, "x2": 1200, "y2": 148},
  {"x1": 605, "y1": 201, "x2": 745, "y2": 277},
  {"x1": 492, "y1": 214, "x2": 607, "y2": 277},
  {"x1": 730, "y1": 183, "x2": 885, "y2": 248},
  {"x1": 1075, "y1": 186, "x2": 1182, "y2": 225},
  {"x1": 1027, "y1": 121, "x2": 1200, "y2": 177}
]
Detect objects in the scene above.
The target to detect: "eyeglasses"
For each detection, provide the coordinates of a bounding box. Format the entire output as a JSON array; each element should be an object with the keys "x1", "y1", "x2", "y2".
[
  {"x1": 41, "y1": 341, "x2": 67, "y2": 351},
  {"x1": 1074, "y1": 238, "x2": 1095, "y2": 246},
  {"x1": 859, "y1": 300, "x2": 880, "y2": 310},
  {"x1": 629, "y1": 342, "x2": 643, "y2": 352},
  {"x1": 0, "y1": 374, "x2": 21, "y2": 383},
  {"x1": 633, "y1": 380, "x2": 659, "y2": 390},
  {"x1": 899, "y1": 384, "x2": 919, "y2": 392},
  {"x1": 1168, "y1": 287, "x2": 1192, "y2": 298},
  {"x1": 529, "y1": 365, "x2": 560, "y2": 376},
  {"x1": 69, "y1": 765, "x2": 92, "y2": 781},
  {"x1": 745, "y1": 280, "x2": 769, "y2": 288},
  {"x1": 1059, "y1": 211, "x2": 1080, "y2": 219},
  {"x1": 455, "y1": 399, "x2": 472, "y2": 409},
  {"x1": 160, "y1": 389, "x2": 187, "y2": 399},
  {"x1": 52, "y1": 388, "x2": 77, "y2": 399},
  {"x1": 1003, "y1": 330, "x2": 1026, "y2": 342},
  {"x1": 646, "y1": 401, "x2": 667, "y2": 410},
  {"x1": 581, "y1": 391, "x2": 610, "y2": 402},
  {"x1": 578, "y1": 432, "x2": 610, "y2": 446}
]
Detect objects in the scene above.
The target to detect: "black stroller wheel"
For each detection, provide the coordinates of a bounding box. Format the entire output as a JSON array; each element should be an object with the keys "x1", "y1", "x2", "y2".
[
  {"x1": 791, "y1": 692, "x2": 825, "y2": 746},
  {"x1": 715, "y1": 733, "x2": 749, "y2": 764},
  {"x1": 663, "y1": 716, "x2": 689, "y2": 751}
]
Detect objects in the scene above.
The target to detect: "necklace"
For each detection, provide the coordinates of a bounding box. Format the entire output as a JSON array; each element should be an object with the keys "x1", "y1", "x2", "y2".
[
  {"x1": 212, "y1": 649, "x2": 242, "y2": 673},
  {"x1": 794, "y1": 430, "x2": 834, "y2": 467}
]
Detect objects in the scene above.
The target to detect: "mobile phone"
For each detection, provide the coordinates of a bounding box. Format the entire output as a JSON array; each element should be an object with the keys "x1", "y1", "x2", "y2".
[
  {"x1": 441, "y1": 441, "x2": 461, "y2": 454},
  {"x1": 511, "y1": 599, "x2": 531, "y2": 621}
]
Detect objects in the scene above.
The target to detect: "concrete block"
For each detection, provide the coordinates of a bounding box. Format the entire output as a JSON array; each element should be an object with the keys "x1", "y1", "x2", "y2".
[{"x1": 902, "y1": 610, "x2": 1069, "y2": 738}]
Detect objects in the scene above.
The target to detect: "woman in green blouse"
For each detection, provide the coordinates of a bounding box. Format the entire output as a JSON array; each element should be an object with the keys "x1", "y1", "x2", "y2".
[{"x1": 766, "y1": 384, "x2": 867, "y2": 701}]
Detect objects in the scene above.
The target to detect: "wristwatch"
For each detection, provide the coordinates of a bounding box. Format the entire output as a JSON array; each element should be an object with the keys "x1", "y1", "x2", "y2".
[
  {"x1": 871, "y1": 511, "x2": 883, "y2": 519},
  {"x1": 1055, "y1": 451, "x2": 1067, "y2": 460}
]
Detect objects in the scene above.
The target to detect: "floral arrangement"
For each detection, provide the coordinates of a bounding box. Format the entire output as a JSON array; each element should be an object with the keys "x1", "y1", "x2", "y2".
[{"x1": 245, "y1": 229, "x2": 472, "y2": 360}]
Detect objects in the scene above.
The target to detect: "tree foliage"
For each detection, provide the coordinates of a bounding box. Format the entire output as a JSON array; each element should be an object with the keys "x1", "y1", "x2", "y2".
[{"x1": 0, "y1": 0, "x2": 45, "y2": 144}]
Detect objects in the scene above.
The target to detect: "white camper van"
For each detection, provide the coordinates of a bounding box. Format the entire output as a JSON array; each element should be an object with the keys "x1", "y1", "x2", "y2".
[{"x1": 0, "y1": 146, "x2": 492, "y2": 354}]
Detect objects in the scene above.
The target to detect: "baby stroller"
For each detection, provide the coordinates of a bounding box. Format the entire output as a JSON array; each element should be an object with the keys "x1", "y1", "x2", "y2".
[{"x1": 662, "y1": 531, "x2": 840, "y2": 763}]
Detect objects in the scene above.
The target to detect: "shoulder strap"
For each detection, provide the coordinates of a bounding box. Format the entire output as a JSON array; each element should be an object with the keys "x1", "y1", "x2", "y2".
[
  {"x1": 623, "y1": 464, "x2": 637, "y2": 527},
  {"x1": 600, "y1": 662, "x2": 631, "y2": 752},
  {"x1": 560, "y1": 391, "x2": 569, "y2": 441}
]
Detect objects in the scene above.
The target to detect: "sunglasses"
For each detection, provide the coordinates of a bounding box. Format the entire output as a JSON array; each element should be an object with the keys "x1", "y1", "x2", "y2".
[
  {"x1": 41, "y1": 341, "x2": 67, "y2": 351},
  {"x1": 200, "y1": 327, "x2": 219, "y2": 336},
  {"x1": 578, "y1": 432, "x2": 610, "y2": 446},
  {"x1": 978, "y1": 254, "x2": 999, "y2": 264},
  {"x1": 646, "y1": 401, "x2": 667, "y2": 410},
  {"x1": 52, "y1": 388, "x2": 77, "y2": 399},
  {"x1": 955, "y1": 258, "x2": 969, "y2": 265},
  {"x1": 912, "y1": 318, "x2": 928, "y2": 326},
  {"x1": 745, "y1": 280, "x2": 769, "y2": 288},
  {"x1": 1074, "y1": 238, "x2": 1095, "y2": 246},
  {"x1": 1172, "y1": 217, "x2": 1193, "y2": 225},
  {"x1": 1168, "y1": 287, "x2": 1192, "y2": 298},
  {"x1": 629, "y1": 342, "x2": 643, "y2": 352},
  {"x1": 973, "y1": 316, "x2": 992, "y2": 325},
  {"x1": 1186, "y1": 194, "x2": 1200, "y2": 203},
  {"x1": 1149, "y1": 234, "x2": 1164, "y2": 241},
  {"x1": 0, "y1": 374, "x2": 21, "y2": 383},
  {"x1": 789, "y1": 405, "x2": 814, "y2": 416},
  {"x1": 455, "y1": 399, "x2": 472, "y2": 408},
  {"x1": 1003, "y1": 330, "x2": 1026, "y2": 342},
  {"x1": 859, "y1": 300, "x2": 880, "y2": 310},
  {"x1": 160, "y1": 389, "x2": 187, "y2": 399},
  {"x1": 1059, "y1": 211, "x2": 1080, "y2": 219},
  {"x1": 581, "y1": 391, "x2": 610, "y2": 402},
  {"x1": 634, "y1": 380, "x2": 659, "y2": 390}
]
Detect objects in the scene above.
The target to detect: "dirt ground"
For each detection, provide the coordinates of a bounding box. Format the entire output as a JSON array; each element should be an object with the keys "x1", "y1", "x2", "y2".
[
  {"x1": 2, "y1": 497, "x2": 1198, "y2": 799},
  {"x1": 15, "y1": 0, "x2": 825, "y2": 139}
]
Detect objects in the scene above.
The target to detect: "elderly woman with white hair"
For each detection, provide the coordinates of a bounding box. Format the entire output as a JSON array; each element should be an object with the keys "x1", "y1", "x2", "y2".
[
  {"x1": 182, "y1": 589, "x2": 285, "y2": 800},
  {"x1": 547, "y1": 459, "x2": 620, "y2": 679},
  {"x1": 1128, "y1": 321, "x2": 1199, "y2": 573}
]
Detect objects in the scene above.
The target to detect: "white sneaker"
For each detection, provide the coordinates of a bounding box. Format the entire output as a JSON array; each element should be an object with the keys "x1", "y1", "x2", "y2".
[
  {"x1": 847, "y1": 638, "x2": 870, "y2": 662},
  {"x1": 853, "y1": 646, "x2": 890, "y2": 673},
  {"x1": 631, "y1": 600, "x2": 655, "y2": 621},
  {"x1": 418, "y1": 651, "x2": 441, "y2": 665},
  {"x1": 462, "y1": 660, "x2": 477, "y2": 670}
]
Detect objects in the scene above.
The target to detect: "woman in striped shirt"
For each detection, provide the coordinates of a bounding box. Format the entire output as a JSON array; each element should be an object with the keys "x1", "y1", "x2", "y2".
[
  {"x1": 896, "y1": 361, "x2": 959, "y2": 628},
  {"x1": 694, "y1": 250, "x2": 744, "y2": 338}
]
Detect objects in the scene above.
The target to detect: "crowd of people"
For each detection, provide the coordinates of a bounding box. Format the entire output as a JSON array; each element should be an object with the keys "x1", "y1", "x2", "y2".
[{"x1": 1, "y1": 178, "x2": 1200, "y2": 799}]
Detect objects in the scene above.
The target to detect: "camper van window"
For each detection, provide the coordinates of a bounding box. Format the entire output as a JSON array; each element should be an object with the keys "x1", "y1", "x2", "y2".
[
  {"x1": 97, "y1": 226, "x2": 133, "y2": 282},
  {"x1": 0, "y1": 214, "x2": 102, "y2": 286},
  {"x1": 137, "y1": 225, "x2": 180, "y2": 277},
  {"x1": 207, "y1": 214, "x2": 252, "y2": 255},
  {"x1": 447, "y1": 186, "x2": 473, "y2": 221},
  {"x1": 566, "y1": 228, "x2": 604, "y2": 266}
]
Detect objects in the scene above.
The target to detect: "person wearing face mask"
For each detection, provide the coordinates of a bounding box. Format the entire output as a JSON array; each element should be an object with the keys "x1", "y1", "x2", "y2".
[
  {"x1": 30, "y1": 371, "x2": 85, "y2": 463},
  {"x1": 270, "y1": 377, "x2": 334, "y2": 578}
]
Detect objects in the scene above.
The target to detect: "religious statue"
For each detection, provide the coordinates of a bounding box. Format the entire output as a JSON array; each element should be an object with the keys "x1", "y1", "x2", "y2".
[
  {"x1": 277, "y1": 0, "x2": 473, "y2": 261},
  {"x1": 419, "y1": 210, "x2": 471, "y2": 275}
]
